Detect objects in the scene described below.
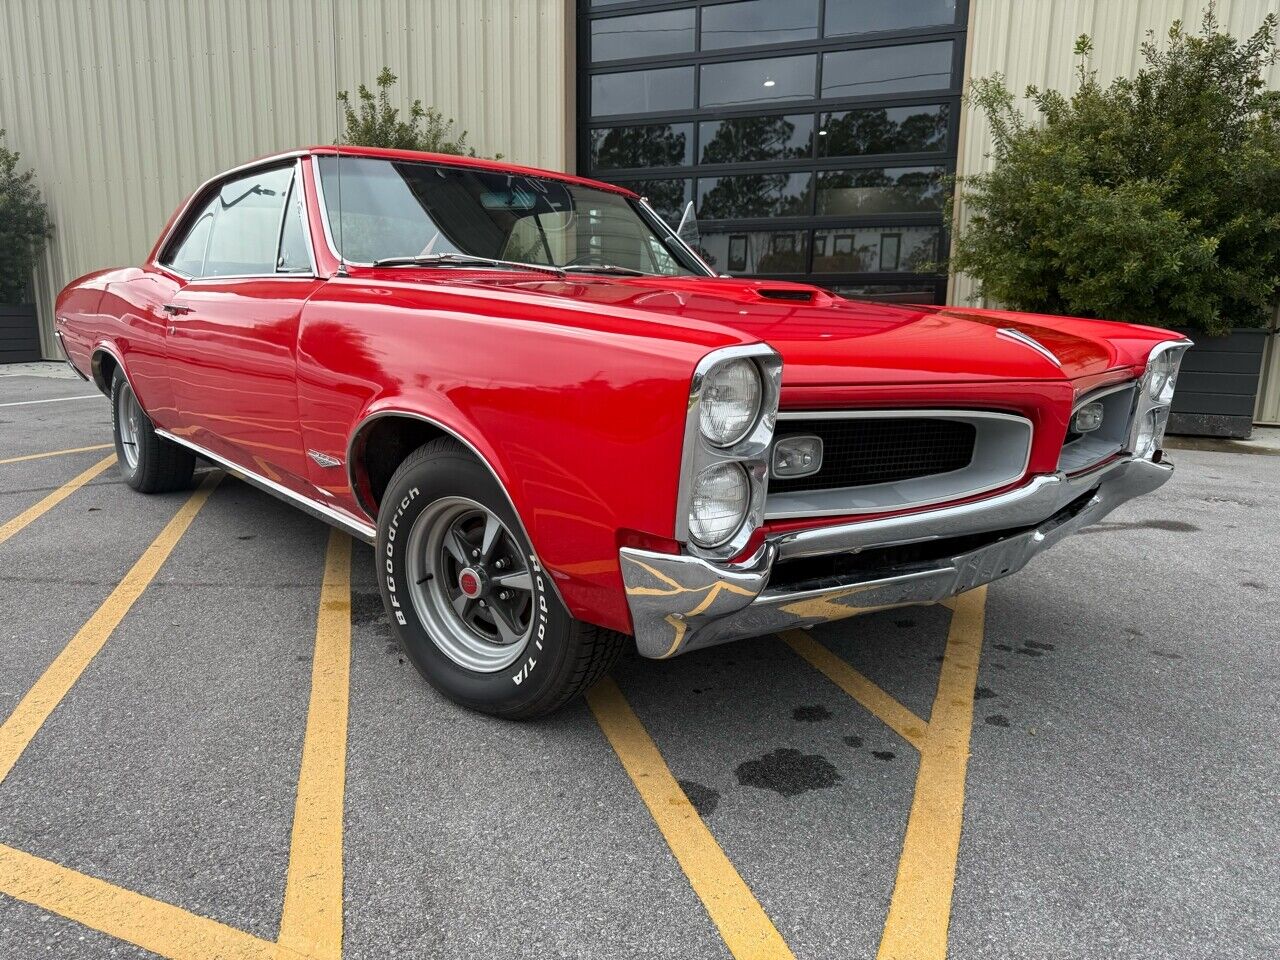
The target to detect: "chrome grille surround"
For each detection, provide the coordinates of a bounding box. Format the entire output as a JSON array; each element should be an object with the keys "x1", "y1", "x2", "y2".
[{"x1": 764, "y1": 410, "x2": 1033, "y2": 520}]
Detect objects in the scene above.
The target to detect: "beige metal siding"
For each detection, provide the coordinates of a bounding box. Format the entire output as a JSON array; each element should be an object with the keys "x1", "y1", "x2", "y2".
[
  {"x1": 0, "y1": 0, "x2": 574, "y2": 358},
  {"x1": 951, "y1": 0, "x2": 1280, "y2": 309}
]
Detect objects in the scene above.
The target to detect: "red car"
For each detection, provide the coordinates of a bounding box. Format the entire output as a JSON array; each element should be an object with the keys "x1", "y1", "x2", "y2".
[{"x1": 56, "y1": 145, "x2": 1190, "y2": 718}]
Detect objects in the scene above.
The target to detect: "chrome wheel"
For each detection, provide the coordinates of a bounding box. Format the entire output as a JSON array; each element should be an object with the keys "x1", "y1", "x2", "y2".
[
  {"x1": 405, "y1": 497, "x2": 534, "y2": 672},
  {"x1": 116, "y1": 380, "x2": 142, "y2": 470}
]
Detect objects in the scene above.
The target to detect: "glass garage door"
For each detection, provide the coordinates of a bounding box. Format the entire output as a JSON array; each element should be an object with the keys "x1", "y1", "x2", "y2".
[{"x1": 577, "y1": 0, "x2": 968, "y2": 304}]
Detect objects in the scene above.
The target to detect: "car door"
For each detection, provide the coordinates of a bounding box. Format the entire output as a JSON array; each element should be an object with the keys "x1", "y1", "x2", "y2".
[{"x1": 159, "y1": 160, "x2": 322, "y2": 491}]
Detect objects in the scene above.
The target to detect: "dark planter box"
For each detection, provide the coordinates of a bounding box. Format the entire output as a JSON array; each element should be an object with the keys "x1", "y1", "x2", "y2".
[
  {"x1": 1166, "y1": 327, "x2": 1269, "y2": 439},
  {"x1": 0, "y1": 303, "x2": 43, "y2": 363}
]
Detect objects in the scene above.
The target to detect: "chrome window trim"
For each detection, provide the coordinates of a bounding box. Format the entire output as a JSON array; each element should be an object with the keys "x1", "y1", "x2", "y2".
[
  {"x1": 154, "y1": 150, "x2": 309, "y2": 268},
  {"x1": 634, "y1": 197, "x2": 717, "y2": 276},
  {"x1": 766, "y1": 408, "x2": 1033, "y2": 520},
  {"x1": 675, "y1": 343, "x2": 783, "y2": 560},
  {"x1": 160, "y1": 158, "x2": 317, "y2": 282},
  {"x1": 155, "y1": 429, "x2": 377, "y2": 543}
]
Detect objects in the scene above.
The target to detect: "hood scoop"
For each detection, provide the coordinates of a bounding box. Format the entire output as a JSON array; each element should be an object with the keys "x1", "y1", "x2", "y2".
[{"x1": 757, "y1": 288, "x2": 816, "y2": 303}]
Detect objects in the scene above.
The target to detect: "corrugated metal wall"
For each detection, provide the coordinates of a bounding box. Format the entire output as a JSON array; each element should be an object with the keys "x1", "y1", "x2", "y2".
[{"x1": 0, "y1": 0, "x2": 574, "y2": 358}]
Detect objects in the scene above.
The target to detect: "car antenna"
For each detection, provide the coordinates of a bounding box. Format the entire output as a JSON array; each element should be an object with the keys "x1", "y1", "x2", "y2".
[{"x1": 330, "y1": 0, "x2": 348, "y2": 278}]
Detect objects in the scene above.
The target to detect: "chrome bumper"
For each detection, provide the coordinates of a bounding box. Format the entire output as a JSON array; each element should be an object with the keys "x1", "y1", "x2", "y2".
[{"x1": 621, "y1": 455, "x2": 1173, "y2": 659}]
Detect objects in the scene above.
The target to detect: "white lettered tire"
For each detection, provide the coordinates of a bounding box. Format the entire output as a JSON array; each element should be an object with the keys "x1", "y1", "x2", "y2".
[{"x1": 376, "y1": 438, "x2": 626, "y2": 718}]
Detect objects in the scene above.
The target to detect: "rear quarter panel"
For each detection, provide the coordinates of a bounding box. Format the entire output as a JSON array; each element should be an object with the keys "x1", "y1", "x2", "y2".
[{"x1": 297, "y1": 277, "x2": 747, "y2": 633}]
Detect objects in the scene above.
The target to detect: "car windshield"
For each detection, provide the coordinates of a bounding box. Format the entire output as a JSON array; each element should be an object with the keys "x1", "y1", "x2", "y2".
[{"x1": 316, "y1": 156, "x2": 703, "y2": 276}]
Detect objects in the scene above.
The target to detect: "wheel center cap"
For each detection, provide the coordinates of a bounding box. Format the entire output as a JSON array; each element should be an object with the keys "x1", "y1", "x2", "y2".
[{"x1": 458, "y1": 567, "x2": 483, "y2": 598}]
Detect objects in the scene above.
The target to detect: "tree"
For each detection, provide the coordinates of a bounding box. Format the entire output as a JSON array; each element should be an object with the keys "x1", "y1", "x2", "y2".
[
  {"x1": 951, "y1": 7, "x2": 1280, "y2": 335},
  {"x1": 0, "y1": 130, "x2": 53, "y2": 304},
  {"x1": 337, "y1": 67, "x2": 500, "y2": 158}
]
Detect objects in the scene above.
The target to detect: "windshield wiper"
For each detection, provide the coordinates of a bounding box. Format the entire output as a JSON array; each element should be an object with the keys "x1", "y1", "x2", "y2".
[
  {"x1": 370, "y1": 253, "x2": 563, "y2": 277},
  {"x1": 560, "y1": 264, "x2": 649, "y2": 276}
]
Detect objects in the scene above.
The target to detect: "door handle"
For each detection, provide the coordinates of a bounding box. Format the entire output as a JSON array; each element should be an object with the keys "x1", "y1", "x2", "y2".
[{"x1": 162, "y1": 303, "x2": 192, "y2": 315}]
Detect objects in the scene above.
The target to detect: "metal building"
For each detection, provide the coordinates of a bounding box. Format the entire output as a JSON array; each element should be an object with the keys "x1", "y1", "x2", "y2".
[{"x1": 1, "y1": 0, "x2": 1277, "y2": 419}]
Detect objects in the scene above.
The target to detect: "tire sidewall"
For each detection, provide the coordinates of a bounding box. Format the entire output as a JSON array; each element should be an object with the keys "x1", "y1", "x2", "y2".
[
  {"x1": 110, "y1": 369, "x2": 143, "y2": 489},
  {"x1": 377, "y1": 450, "x2": 573, "y2": 715}
]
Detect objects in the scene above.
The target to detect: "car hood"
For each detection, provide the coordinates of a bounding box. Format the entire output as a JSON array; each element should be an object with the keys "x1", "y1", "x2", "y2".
[{"x1": 389, "y1": 272, "x2": 1167, "y2": 386}]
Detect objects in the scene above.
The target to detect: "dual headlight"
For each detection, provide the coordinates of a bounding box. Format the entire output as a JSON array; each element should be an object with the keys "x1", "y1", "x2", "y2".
[
  {"x1": 681, "y1": 349, "x2": 781, "y2": 554},
  {"x1": 1132, "y1": 340, "x2": 1192, "y2": 459}
]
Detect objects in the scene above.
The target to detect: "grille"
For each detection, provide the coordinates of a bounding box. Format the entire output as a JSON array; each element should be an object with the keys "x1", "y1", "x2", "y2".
[{"x1": 769, "y1": 417, "x2": 977, "y2": 494}]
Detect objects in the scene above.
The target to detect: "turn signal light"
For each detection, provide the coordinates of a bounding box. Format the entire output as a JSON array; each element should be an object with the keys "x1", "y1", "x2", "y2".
[
  {"x1": 1071, "y1": 402, "x2": 1104, "y2": 434},
  {"x1": 772, "y1": 435, "x2": 823, "y2": 478}
]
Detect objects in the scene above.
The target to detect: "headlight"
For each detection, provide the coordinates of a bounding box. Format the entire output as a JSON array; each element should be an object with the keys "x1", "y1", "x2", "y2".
[
  {"x1": 688, "y1": 462, "x2": 750, "y2": 546},
  {"x1": 700, "y1": 358, "x2": 761, "y2": 447},
  {"x1": 1147, "y1": 350, "x2": 1179, "y2": 403}
]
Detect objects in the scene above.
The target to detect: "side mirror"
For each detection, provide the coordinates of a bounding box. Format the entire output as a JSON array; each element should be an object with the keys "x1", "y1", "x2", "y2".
[{"x1": 675, "y1": 200, "x2": 700, "y2": 248}]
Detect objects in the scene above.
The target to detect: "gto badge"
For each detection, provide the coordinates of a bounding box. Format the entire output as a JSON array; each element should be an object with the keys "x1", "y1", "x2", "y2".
[{"x1": 307, "y1": 449, "x2": 342, "y2": 468}]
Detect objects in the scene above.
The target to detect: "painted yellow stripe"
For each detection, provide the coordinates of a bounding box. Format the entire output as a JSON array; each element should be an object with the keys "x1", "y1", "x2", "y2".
[
  {"x1": 278, "y1": 530, "x2": 351, "y2": 960},
  {"x1": 0, "y1": 843, "x2": 301, "y2": 960},
  {"x1": 780, "y1": 629, "x2": 928, "y2": 751},
  {"x1": 587, "y1": 678, "x2": 795, "y2": 960},
  {"x1": 877, "y1": 587, "x2": 987, "y2": 960},
  {"x1": 0, "y1": 453, "x2": 116, "y2": 546},
  {"x1": 0, "y1": 443, "x2": 114, "y2": 465},
  {"x1": 0, "y1": 471, "x2": 221, "y2": 785}
]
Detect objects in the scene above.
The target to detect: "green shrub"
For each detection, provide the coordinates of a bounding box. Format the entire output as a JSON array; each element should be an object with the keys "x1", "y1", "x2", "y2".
[
  {"x1": 951, "y1": 9, "x2": 1280, "y2": 335},
  {"x1": 337, "y1": 67, "x2": 500, "y2": 159},
  {"x1": 0, "y1": 129, "x2": 53, "y2": 304}
]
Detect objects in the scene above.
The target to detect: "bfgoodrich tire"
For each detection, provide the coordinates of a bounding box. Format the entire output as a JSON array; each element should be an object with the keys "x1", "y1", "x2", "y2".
[
  {"x1": 377, "y1": 438, "x2": 626, "y2": 719},
  {"x1": 111, "y1": 368, "x2": 195, "y2": 493}
]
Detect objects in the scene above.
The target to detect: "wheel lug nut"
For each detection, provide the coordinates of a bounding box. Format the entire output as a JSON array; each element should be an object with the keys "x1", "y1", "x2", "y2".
[
  {"x1": 478, "y1": 599, "x2": 487, "y2": 607},
  {"x1": 499, "y1": 591, "x2": 510, "y2": 601},
  {"x1": 471, "y1": 549, "x2": 479, "y2": 558}
]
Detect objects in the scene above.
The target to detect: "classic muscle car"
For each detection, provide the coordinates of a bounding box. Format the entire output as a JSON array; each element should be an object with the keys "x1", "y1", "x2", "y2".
[{"x1": 55, "y1": 145, "x2": 1190, "y2": 718}]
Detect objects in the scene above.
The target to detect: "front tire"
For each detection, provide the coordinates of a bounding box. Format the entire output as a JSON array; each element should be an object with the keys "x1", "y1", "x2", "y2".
[
  {"x1": 111, "y1": 368, "x2": 195, "y2": 493},
  {"x1": 377, "y1": 438, "x2": 626, "y2": 719}
]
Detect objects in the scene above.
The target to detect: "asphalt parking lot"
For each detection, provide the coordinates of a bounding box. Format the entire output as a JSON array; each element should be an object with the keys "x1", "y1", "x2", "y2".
[{"x1": 1, "y1": 366, "x2": 1276, "y2": 960}]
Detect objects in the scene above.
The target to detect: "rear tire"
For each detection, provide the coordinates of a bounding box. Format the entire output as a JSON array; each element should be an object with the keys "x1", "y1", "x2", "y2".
[
  {"x1": 111, "y1": 368, "x2": 195, "y2": 493},
  {"x1": 377, "y1": 438, "x2": 627, "y2": 719}
]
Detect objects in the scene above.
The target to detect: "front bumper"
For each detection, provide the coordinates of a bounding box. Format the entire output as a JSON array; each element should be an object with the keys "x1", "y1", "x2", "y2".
[{"x1": 621, "y1": 455, "x2": 1173, "y2": 658}]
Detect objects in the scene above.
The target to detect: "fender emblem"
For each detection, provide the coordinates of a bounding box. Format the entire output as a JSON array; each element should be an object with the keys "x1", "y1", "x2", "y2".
[{"x1": 307, "y1": 449, "x2": 342, "y2": 468}]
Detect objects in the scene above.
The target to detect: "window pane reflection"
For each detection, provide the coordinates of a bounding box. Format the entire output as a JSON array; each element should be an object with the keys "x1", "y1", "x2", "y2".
[
  {"x1": 592, "y1": 66, "x2": 695, "y2": 117},
  {"x1": 815, "y1": 166, "x2": 945, "y2": 215},
  {"x1": 824, "y1": 0, "x2": 958, "y2": 37},
  {"x1": 590, "y1": 123, "x2": 693, "y2": 170},
  {"x1": 812, "y1": 226, "x2": 940, "y2": 273},
  {"x1": 621, "y1": 179, "x2": 692, "y2": 223},
  {"x1": 700, "y1": 229, "x2": 810, "y2": 273},
  {"x1": 699, "y1": 115, "x2": 813, "y2": 164},
  {"x1": 700, "y1": 55, "x2": 816, "y2": 107},
  {"x1": 701, "y1": 0, "x2": 819, "y2": 50},
  {"x1": 591, "y1": 9, "x2": 695, "y2": 62},
  {"x1": 697, "y1": 173, "x2": 812, "y2": 219},
  {"x1": 821, "y1": 42, "x2": 952, "y2": 98},
  {"x1": 818, "y1": 104, "x2": 949, "y2": 157}
]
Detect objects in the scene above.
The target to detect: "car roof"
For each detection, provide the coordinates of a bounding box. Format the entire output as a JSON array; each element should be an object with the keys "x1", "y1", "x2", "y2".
[{"x1": 299, "y1": 144, "x2": 639, "y2": 198}]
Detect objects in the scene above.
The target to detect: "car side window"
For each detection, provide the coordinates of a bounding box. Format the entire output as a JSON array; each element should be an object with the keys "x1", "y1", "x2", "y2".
[
  {"x1": 203, "y1": 166, "x2": 292, "y2": 277},
  {"x1": 277, "y1": 174, "x2": 312, "y2": 274},
  {"x1": 164, "y1": 197, "x2": 217, "y2": 277}
]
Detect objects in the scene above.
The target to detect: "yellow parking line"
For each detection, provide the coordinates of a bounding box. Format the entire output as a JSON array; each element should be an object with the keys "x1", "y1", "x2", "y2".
[
  {"x1": 587, "y1": 678, "x2": 796, "y2": 960},
  {"x1": 780, "y1": 629, "x2": 928, "y2": 750},
  {"x1": 0, "y1": 843, "x2": 301, "y2": 960},
  {"x1": 0, "y1": 443, "x2": 114, "y2": 465},
  {"x1": 278, "y1": 530, "x2": 351, "y2": 960},
  {"x1": 0, "y1": 471, "x2": 222, "y2": 785},
  {"x1": 0, "y1": 453, "x2": 116, "y2": 546},
  {"x1": 877, "y1": 587, "x2": 987, "y2": 960}
]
